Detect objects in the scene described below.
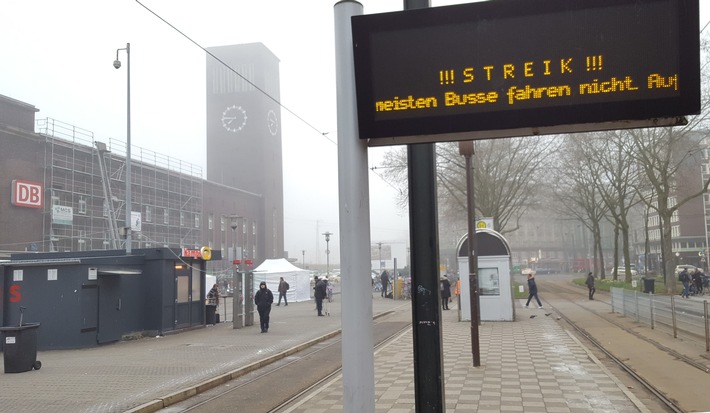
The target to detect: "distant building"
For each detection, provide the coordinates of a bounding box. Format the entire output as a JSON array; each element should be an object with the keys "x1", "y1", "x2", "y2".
[{"x1": 0, "y1": 42, "x2": 285, "y2": 275}]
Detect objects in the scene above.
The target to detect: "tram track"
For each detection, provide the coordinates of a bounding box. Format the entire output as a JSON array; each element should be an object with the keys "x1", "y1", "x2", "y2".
[
  {"x1": 541, "y1": 278, "x2": 710, "y2": 412},
  {"x1": 158, "y1": 315, "x2": 411, "y2": 413}
]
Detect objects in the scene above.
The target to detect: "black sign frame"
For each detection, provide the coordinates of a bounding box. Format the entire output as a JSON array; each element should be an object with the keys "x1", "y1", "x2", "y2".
[{"x1": 352, "y1": 0, "x2": 700, "y2": 145}]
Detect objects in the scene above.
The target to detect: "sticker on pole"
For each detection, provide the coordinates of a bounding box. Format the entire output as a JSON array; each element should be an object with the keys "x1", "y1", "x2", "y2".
[{"x1": 5, "y1": 337, "x2": 16, "y2": 344}]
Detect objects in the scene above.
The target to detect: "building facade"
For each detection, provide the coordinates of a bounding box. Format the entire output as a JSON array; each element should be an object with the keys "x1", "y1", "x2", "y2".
[{"x1": 0, "y1": 44, "x2": 285, "y2": 274}]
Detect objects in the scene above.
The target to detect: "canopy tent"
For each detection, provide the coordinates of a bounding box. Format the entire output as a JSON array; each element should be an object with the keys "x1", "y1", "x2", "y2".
[{"x1": 252, "y1": 258, "x2": 312, "y2": 303}]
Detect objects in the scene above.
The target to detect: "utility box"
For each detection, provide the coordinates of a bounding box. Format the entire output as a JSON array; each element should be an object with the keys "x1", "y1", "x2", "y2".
[{"x1": 457, "y1": 229, "x2": 514, "y2": 322}]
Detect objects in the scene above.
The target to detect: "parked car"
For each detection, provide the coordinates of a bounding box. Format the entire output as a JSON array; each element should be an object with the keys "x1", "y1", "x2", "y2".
[
  {"x1": 674, "y1": 264, "x2": 696, "y2": 275},
  {"x1": 616, "y1": 266, "x2": 638, "y2": 277},
  {"x1": 534, "y1": 268, "x2": 557, "y2": 275}
]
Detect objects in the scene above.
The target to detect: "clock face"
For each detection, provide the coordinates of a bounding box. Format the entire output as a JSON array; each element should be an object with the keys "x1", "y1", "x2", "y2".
[
  {"x1": 267, "y1": 109, "x2": 278, "y2": 136},
  {"x1": 221, "y1": 105, "x2": 247, "y2": 132}
]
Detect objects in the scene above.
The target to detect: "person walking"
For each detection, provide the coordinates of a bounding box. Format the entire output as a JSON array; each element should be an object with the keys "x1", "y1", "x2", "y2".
[
  {"x1": 380, "y1": 270, "x2": 390, "y2": 298},
  {"x1": 524, "y1": 273, "x2": 543, "y2": 309},
  {"x1": 440, "y1": 275, "x2": 451, "y2": 310},
  {"x1": 679, "y1": 268, "x2": 690, "y2": 298},
  {"x1": 314, "y1": 276, "x2": 327, "y2": 316},
  {"x1": 254, "y1": 281, "x2": 274, "y2": 333},
  {"x1": 277, "y1": 276, "x2": 289, "y2": 306},
  {"x1": 585, "y1": 272, "x2": 596, "y2": 300}
]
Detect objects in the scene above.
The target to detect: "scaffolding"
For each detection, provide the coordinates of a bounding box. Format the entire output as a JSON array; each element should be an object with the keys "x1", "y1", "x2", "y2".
[{"x1": 37, "y1": 118, "x2": 203, "y2": 252}]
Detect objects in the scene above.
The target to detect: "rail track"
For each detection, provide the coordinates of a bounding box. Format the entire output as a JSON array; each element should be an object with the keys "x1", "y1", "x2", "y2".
[
  {"x1": 158, "y1": 316, "x2": 411, "y2": 413},
  {"x1": 541, "y1": 278, "x2": 710, "y2": 412}
]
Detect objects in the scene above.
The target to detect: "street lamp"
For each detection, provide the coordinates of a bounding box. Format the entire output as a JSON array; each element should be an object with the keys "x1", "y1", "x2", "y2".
[
  {"x1": 378, "y1": 242, "x2": 383, "y2": 273},
  {"x1": 114, "y1": 43, "x2": 131, "y2": 254},
  {"x1": 227, "y1": 214, "x2": 243, "y2": 330},
  {"x1": 323, "y1": 231, "x2": 332, "y2": 276},
  {"x1": 301, "y1": 250, "x2": 306, "y2": 268}
]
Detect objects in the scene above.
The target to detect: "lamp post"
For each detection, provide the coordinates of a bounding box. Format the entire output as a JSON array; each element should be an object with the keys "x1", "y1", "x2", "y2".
[
  {"x1": 302, "y1": 250, "x2": 306, "y2": 268},
  {"x1": 378, "y1": 242, "x2": 383, "y2": 273},
  {"x1": 113, "y1": 43, "x2": 131, "y2": 254},
  {"x1": 323, "y1": 231, "x2": 332, "y2": 276},
  {"x1": 228, "y1": 215, "x2": 243, "y2": 329}
]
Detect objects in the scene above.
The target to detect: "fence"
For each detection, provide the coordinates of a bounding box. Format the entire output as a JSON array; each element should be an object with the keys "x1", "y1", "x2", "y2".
[{"x1": 611, "y1": 287, "x2": 710, "y2": 351}]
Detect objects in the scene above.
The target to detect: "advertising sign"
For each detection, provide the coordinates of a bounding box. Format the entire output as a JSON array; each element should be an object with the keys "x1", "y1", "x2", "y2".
[
  {"x1": 352, "y1": 0, "x2": 700, "y2": 144},
  {"x1": 11, "y1": 179, "x2": 43, "y2": 209},
  {"x1": 52, "y1": 205, "x2": 73, "y2": 226}
]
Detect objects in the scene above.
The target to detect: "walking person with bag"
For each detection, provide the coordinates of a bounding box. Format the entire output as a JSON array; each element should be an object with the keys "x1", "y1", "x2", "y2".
[
  {"x1": 314, "y1": 276, "x2": 327, "y2": 316},
  {"x1": 277, "y1": 276, "x2": 289, "y2": 306}
]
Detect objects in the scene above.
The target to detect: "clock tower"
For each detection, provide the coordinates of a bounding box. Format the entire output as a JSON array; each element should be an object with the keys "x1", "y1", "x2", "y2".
[{"x1": 206, "y1": 43, "x2": 284, "y2": 259}]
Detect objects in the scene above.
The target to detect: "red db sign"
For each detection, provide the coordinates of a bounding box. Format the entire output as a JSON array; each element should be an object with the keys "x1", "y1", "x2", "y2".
[{"x1": 12, "y1": 180, "x2": 43, "y2": 209}]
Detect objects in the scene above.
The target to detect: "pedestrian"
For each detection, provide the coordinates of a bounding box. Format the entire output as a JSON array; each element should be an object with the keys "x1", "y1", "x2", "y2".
[
  {"x1": 692, "y1": 270, "x2": 703, "y2": 296},
  {"x1": 524, "y1": 273, "x2": 543, "y2": 309},
  {"x1": 206, "y1": 283, "x2": 220, "y2": 325},
  {"x1": 679, "y1": 268, "x2": 690, "y2": 298},
  {"x1": 585, "y1": 272, "x2": 596, "y2": 300},
  {"x1": 207, "y1": 283, "x2": 220, "y2": 306},
  {"x1": 254, "y1": 281, "x2": 274, "y2": 333},
  {"x1": 314, "y1": 276, "x2": 327, "y2": 316},
  {"x1": 380, "y1": 270, "x2": 390, "y2": 298},
  {"x1": 440, "y1": 275, "x2": 451, "y2": 310},
  {"x1": 277, "y1": 276, "x2": 289, "y2": 306}
]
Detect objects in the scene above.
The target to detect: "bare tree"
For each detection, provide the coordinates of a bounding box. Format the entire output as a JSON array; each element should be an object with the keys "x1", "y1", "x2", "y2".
[{"x1": 552, "y1": 134, "x2": 610, "y2": 278}]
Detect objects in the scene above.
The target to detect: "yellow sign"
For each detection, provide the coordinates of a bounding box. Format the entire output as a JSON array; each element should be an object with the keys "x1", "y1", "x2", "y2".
[
  {"x1": 200, "y1": 246, "x2": 212, "y2": 261},
  {"x1": 476, "y1": 221, "x2": 487, "y2": 229}
]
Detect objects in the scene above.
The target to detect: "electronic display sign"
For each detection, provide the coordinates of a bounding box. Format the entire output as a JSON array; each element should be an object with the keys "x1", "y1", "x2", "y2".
[{"x1": 352, "y1": 0, "x2": 700, "y2": 145}]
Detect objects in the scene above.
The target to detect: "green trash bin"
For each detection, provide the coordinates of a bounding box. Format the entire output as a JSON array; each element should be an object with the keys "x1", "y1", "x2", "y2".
[{"x1": 0, "y1": 323, "x2": 41, "y2": 373}]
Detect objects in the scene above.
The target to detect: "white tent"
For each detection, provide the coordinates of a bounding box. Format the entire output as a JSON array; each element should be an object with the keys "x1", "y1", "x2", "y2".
[{"x1": 252, "y1": 258, "x2": 312, "y2": 303}]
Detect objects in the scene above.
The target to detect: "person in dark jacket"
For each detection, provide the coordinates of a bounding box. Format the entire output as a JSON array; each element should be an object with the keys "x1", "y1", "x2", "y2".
[
  {"x1": 254, "y1": 281, "x2": 274, "y2": 333},
  {"x1": 277, "y1": 276, "x2": 289, "y2": 306},
  {"x1": 380, "y1": 270, "x2": 390, "y2": 298},
  {"x1": 440, "y1": 275, "x2": 452, "y2": 310},
  {"x1": 585, "y1": 272, "x2": 596, "y2": 300},
  {"x1": 679, "y1": 268, "x2": 690, "y2": 298},
  {"x1": 314, "y1": 276, "x2": 327, "y2": 316},
  {"x1": 525, "y1": 273, "x2": 543, "y2": 309}
]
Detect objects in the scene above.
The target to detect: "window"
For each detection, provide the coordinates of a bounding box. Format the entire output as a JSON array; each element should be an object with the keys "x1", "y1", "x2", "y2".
[
  {"x1": 163, "y1": 208, "x2": 169, "y2": 225},
  {"x1": 78, "y1": 198, "x2": 87, "y2": 214},
  {"x1": 103, "y1": 200, "x2": 109, "y2": 217},
  {"x1": 195, "y1": 214, "x2": 200, "y2": 228},
  {"x1": 180, "y1": 211, "x2": 185, "y2": 227},
  {"x1": 478, "y1": 268, "x2": 500, "y2": 296},
  {"x1": 146, "y1": 206, "x2": 153, "y2": 222},
  {"x1": 221, "y1": 216, "x2": 225, "y2": 232},
  {"x1": 208, "y1": 214, "x2": 214, "y2": 230},
  {"x1": 252, "y1": 222, "x2": 256, "y2": 235}
]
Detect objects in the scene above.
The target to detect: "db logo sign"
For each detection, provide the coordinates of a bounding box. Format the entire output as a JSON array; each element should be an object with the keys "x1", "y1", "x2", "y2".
[{"x1": 12, "y1": 180, "x2": 43, "y2": 209}]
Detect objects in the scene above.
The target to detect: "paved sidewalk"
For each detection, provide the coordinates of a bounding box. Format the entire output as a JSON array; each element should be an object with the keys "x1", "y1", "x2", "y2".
[
  {"x1": 281, "y1": 302, "x2": 650, "y2": 413},
  {"x1": 0, "y1": 295, "x2": 651, "y2": 413}
]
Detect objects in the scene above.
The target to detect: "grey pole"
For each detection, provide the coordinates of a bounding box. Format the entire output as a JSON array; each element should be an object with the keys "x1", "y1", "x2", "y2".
[
  {"x1": 114, "y1": 43, "x2": 132, "y2": 254},
  {"x1": 334, "y1": 2, "x2": 375, "y2": 412},
  {"x1": 125, "y1": 43, "x2": 132, "y2": 254}
]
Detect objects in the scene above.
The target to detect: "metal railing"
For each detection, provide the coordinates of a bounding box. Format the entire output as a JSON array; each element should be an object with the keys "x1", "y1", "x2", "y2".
[{"x1": 611, "y1": 287, "x2": 710, "y2": 351}]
